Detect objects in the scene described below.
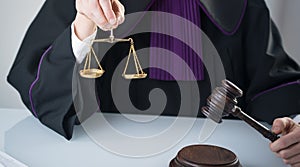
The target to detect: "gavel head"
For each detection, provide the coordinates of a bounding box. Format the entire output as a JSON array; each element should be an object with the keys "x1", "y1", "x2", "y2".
[{"x1": 201, "y1": 80, "x2": 243, "y2": 123}]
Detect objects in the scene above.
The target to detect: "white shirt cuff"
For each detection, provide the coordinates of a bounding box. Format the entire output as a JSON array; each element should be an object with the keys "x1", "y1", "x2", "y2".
[
  {"x1": 71, "y1": 22, "x2": 97, "y2": 63},
  {"x1": 293, "y1": 114, "x2": 300, "y2": 123}
]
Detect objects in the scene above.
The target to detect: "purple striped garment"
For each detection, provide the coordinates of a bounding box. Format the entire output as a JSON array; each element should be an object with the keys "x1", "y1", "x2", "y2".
[{"x1": 149, "y1": 0, "x2": 204, "y2": 81}]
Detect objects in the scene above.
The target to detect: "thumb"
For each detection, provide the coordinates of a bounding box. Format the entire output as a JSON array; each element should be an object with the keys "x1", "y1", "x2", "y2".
[{"x1": 271, "y1": 117, "x2": 292, "y2": 135}]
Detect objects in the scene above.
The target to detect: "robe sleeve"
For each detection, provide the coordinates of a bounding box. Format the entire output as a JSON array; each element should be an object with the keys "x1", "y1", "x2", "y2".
[
  {"x1": 242, "y1": 2, "x2": 300, "y2": 124},
  {"x1": 7, "y1": 0, "x2": 78, "y2": 139},
  {"x1": 6, "y1": 0, "x2": 153, "y2": 140}
]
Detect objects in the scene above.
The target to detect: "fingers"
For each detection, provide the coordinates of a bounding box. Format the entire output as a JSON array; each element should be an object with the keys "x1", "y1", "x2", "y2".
[
  {"x1": 291, "y1": 160, "x2": 300, "y2": 167},
  {"x1": 112, "y1": 0, "x2": 125, "y2": 24},
  {"x1": 283, "y1": 153, "x2": 300, "y2": 166},
  {"x1": 292, "y1": 164, "x2": 300, "y2": 167},
  {"x1": 275, "y1": 142, "x2": 300, "y2": 159},
  {"x1": 88, "y1": 1, "x2": 109, "y2": 30},
  {"x1": 270, "y1": 120, "x2": 300, "y2": 152},
  {"x1": 76, "y1": 0, "x2": 125, "y2": 31},
  {"x1": 269, "y1": 118, "x2": 300, "y2": 166},
  {"x1": 99, "y1": 0, "x2": 116, "y2": 25}
]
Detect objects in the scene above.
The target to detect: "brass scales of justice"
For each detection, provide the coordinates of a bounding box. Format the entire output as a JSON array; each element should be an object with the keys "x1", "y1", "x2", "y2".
[{"x1": 79, "y1": 29, "x2": 147, "y2": 79}]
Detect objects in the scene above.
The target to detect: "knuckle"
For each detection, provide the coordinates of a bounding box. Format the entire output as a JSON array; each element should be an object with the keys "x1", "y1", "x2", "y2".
[
  {"x1": 114, "y1": 0, "x2": 124, "y2": 12},
  {"x1": 98, "y1": 19, "x2": 109, "y2": 26},
  {"x1": 279, "y1": 150, "x2": 289, "y2": 159},
  {"x1": 283, "y1": 159, "x2": 290, "y2": 165},
  {"x1": 269, "y1": 145, "x2": 276, "y2": 152},
  {"x1": 119, "y1": 3, "x2": 125, "y2": 12},
  {"x1": 280, "y1": 139, "x2": 288, "y2": 148},
  {"x1": 99, "y1": 25, "x2": 110, "y2": 31},
  {"x1": 98, "y1": 22, "x2": 110, "y2": 29}
]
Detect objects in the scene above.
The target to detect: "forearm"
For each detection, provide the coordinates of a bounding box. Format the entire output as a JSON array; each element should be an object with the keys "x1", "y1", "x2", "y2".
[
  {"x1": 29, "y1": 26, "x2": 99, "y2": 139},
  {"x1": 71, "y1": 19, "x2": 97, "y2": 64}
]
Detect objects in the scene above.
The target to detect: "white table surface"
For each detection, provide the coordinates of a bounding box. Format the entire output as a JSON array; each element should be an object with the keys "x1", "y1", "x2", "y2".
[{"x1": 0, "y1": 108, "x2": 286, "y2": 167}]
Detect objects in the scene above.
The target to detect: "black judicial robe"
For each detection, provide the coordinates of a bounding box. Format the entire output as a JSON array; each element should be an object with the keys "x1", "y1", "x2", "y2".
[{"x1": 7, "y1": 0, "x2": 300, "y2": 139}]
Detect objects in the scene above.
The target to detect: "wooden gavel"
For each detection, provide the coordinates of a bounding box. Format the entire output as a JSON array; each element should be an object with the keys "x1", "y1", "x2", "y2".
[{"x1": 202, "y1": 79, "x2": 279, "y2": 142}]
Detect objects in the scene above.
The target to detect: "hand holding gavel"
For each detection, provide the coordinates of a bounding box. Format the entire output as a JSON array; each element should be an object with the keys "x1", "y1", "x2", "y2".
[{"x1": 201, "y1": 79, "x2": 279, "y2": 142}]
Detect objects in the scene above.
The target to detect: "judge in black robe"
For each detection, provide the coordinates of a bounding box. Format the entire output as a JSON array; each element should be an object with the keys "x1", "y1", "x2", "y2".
[{"x1": 7, "y1": 0, "x2": 300, "y2": 140}]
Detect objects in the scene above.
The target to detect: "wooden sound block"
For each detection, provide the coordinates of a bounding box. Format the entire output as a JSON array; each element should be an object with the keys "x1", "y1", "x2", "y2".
[{"x1": 170, "y1": 145, "x2": 241, "y2": 167}]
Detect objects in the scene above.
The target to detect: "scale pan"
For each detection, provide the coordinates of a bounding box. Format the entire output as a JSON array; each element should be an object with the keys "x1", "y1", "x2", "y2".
[
  {"x1": 80, "y1": 69, "x2": 105, "y2": 78},
  {"x1": 122, "y1": 73, "x2": 147, "y2": 79}
]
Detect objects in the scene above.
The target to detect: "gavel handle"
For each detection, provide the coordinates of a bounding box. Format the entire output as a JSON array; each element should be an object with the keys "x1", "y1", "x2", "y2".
[{"x1": 231, "y1": 107, "x2": 279, "y2": 142}]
